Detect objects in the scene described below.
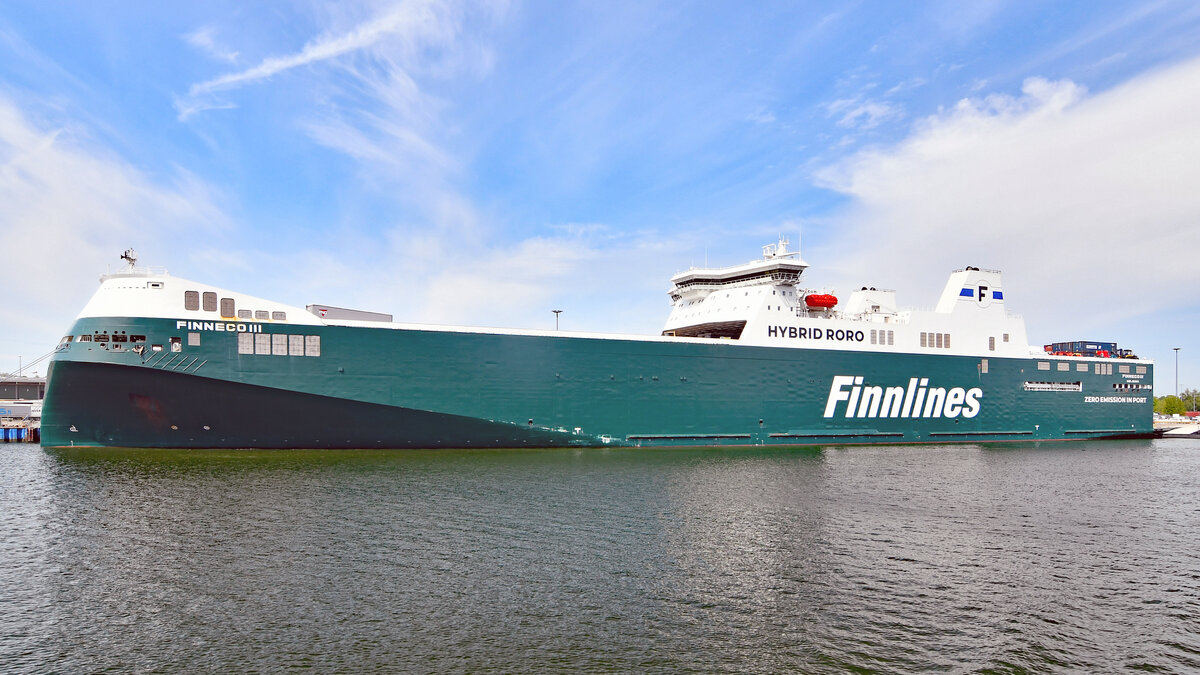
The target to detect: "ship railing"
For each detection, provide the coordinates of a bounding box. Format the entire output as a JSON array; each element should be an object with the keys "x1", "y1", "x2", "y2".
[{"x1": 101, "y1": 264, "x2": 169, "y2": 278}]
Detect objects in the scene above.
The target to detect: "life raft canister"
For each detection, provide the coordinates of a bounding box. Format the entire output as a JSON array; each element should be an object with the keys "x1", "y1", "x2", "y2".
[{"x1": 805, "y1": 294, "x2": 838, "y2": 309}]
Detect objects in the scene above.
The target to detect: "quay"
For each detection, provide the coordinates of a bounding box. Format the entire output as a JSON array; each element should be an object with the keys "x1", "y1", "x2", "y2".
[{"x1": 1, "y1": 376, "x2": 44, "y2": 443}]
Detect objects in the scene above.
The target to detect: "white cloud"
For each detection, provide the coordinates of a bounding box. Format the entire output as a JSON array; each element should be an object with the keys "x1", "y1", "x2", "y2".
[
  {"x1": 0, "y1": 96, "x2": 228, "y2": 369},
  {"x1": 173, "y1": 97, "x2": 237, "y2": 121},
  {"x1": 812, "y1": 58, "x2": 1200, "y2": 343},
  {"x1": 188, "y1": 3, "x2": 436, "y2": 97},
  {"x1": 184, "y1": 26, "x2": 239, "y2": 64},
  {"x1": 222, "y1": 218, "x2": 679, "y2": 338},
  {"x1": 746, "y1": 107, "x2": 776, "y2": 125},
  {"x1": 834, "y1": 100, "x2": 902, "y2": 130},
  {"x1": 885, "y1": 77, "x2": 928, "y2": 97}
]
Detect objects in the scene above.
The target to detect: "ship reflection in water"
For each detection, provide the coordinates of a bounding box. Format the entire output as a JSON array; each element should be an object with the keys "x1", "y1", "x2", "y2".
[{"x1": 3, "y1": 439, "x2": 1199, "y2": 672}]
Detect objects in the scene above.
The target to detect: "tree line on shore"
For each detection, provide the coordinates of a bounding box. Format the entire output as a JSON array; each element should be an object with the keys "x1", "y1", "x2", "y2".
[{"x1": 1155, "y1": 389, "x2": 1199, "y2": 415}]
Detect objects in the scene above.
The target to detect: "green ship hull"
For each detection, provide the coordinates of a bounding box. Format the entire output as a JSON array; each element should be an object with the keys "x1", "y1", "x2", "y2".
[{"x1": 42, "y1": 316, "x2": 1154, "y2": 449}]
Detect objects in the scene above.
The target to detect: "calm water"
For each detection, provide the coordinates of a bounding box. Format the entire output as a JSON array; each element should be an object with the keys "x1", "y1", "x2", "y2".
[{"x1": 2, "y1": 440, "x2": 1199, "y2": 673}]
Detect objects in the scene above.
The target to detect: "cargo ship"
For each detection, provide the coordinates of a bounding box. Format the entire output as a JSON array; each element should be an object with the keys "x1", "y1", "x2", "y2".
[{"x1": 41, "y1": 242, "x2": 1154, "y2": 448}]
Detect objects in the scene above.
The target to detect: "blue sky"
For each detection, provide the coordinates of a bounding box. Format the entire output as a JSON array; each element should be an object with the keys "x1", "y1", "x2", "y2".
[{"x1": 1, "y1": 1, "x2": 1198, "y2": 396}]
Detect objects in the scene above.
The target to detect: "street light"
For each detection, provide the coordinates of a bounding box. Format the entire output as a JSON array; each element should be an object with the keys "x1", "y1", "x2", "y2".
[
  {"x1": 553, "y1": 310, "x2": 562, "y2": 331},
  {"x1": 1175, "y1": 347, "x2": 1180, "y2": 398}
]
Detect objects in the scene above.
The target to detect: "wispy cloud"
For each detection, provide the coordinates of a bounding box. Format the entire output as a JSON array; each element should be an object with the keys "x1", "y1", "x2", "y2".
[
  {"x1": 826, "y1": 97, "x2": 903, "y2": 130},
  {"x1": 193, "y1": 8, "x2": 412, "y2": 95},
  {"x1": 184, "y1": 26, "x2": 239, "y2": 64},
  {"x1": 173, "y1": 98, "x2": 237, "y2": 121},
  {"x1": 836, "y1": 100, "x2": 903, "y2": 130},
  {"x1": 183, "y1": 0, "x2": 467, "y2": 99},
  {"x1": 885, "y1": 77, "x2": 928, "y2": 97},
  {"x1": 746, "y1": 107, "x2": 777, "y2": 125}
]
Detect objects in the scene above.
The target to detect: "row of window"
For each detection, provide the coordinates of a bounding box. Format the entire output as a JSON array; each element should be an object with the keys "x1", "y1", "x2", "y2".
[
  {"x1": 920, "y1": 332, "x2": 950, "y2": 349},
  {"x1": 1033, "y1": 361, "x2": 1147, "y2": 376},
  {"x1": 184, "y1": 290, "x2": 286, "y2": 321},
  {"x1": 1113, "y1": 383, "x2": 1152, "y2": 390},
  {"x1": 72, "y1": 332, "x2": 145, "y2": 344},
  {"x1": 236, "y1": 333, "x2": 321, "y2": 357},
  {"x1": 869, "y1": 329, "x2": 894, "y2": 346},
  {"x1": 1024, "y1": 381, "x2": 1083, "y2": 392},
  {"x1": 64, "y1": 330, "x2": 320, "y2": 358},
  {"x1": 65, "y1": 332, "x2": 172, "y2": 353}
]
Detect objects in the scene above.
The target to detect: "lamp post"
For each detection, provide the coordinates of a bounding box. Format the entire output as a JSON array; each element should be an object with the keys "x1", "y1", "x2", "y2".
[
  {"x1": 1175, "y1": 347, "x2": 1180, "y2": 398},
  {"x1": 553, "y1": 310, "x2": 562, "y2": 331}
]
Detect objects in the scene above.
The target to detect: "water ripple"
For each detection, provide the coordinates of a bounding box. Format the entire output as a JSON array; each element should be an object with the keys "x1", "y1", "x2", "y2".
[{"x1": 1, "y1": 440, "x2": 1198, "y2": 672}]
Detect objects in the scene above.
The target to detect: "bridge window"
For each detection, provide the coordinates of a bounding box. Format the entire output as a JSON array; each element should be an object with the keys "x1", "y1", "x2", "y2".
[
  {"x1": 202, "y1": 292, "x2": 217, "y2": 312},
  {"x1": 238, "y1": 309, "x2": 251, "y2": 319},
  {"x1": 79, "y1": 335, "x2": 92, "y2": 342},
  {"x1": 255, "y1": 310, "x2": 269, "y2": 320},
  {"x1": 272, "y1": 311, "x2": 287, "y2": 321},
  {"x1": 220, "y1": 298, "x2": 235, "y2": 318},
  {"x1": 184, "y1": 290, "x2": 199, "y2": 311}
]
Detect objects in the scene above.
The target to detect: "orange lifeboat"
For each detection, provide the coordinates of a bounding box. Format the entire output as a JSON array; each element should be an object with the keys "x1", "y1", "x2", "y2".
[{"x1": 805, "y1": 294, "x2": 838, "y2": 309}]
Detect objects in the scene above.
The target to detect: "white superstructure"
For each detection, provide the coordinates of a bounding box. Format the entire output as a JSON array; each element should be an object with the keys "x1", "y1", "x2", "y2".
[
  {"x1": 662, "y1": 237, "x2": 1032, "y2": 358},
  {"x1": 78, "y1": 245, "x2": 1032, "y2": 360},
  {"x1": 79, "y1": 250, "x2": 320, "y2": 327}
]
